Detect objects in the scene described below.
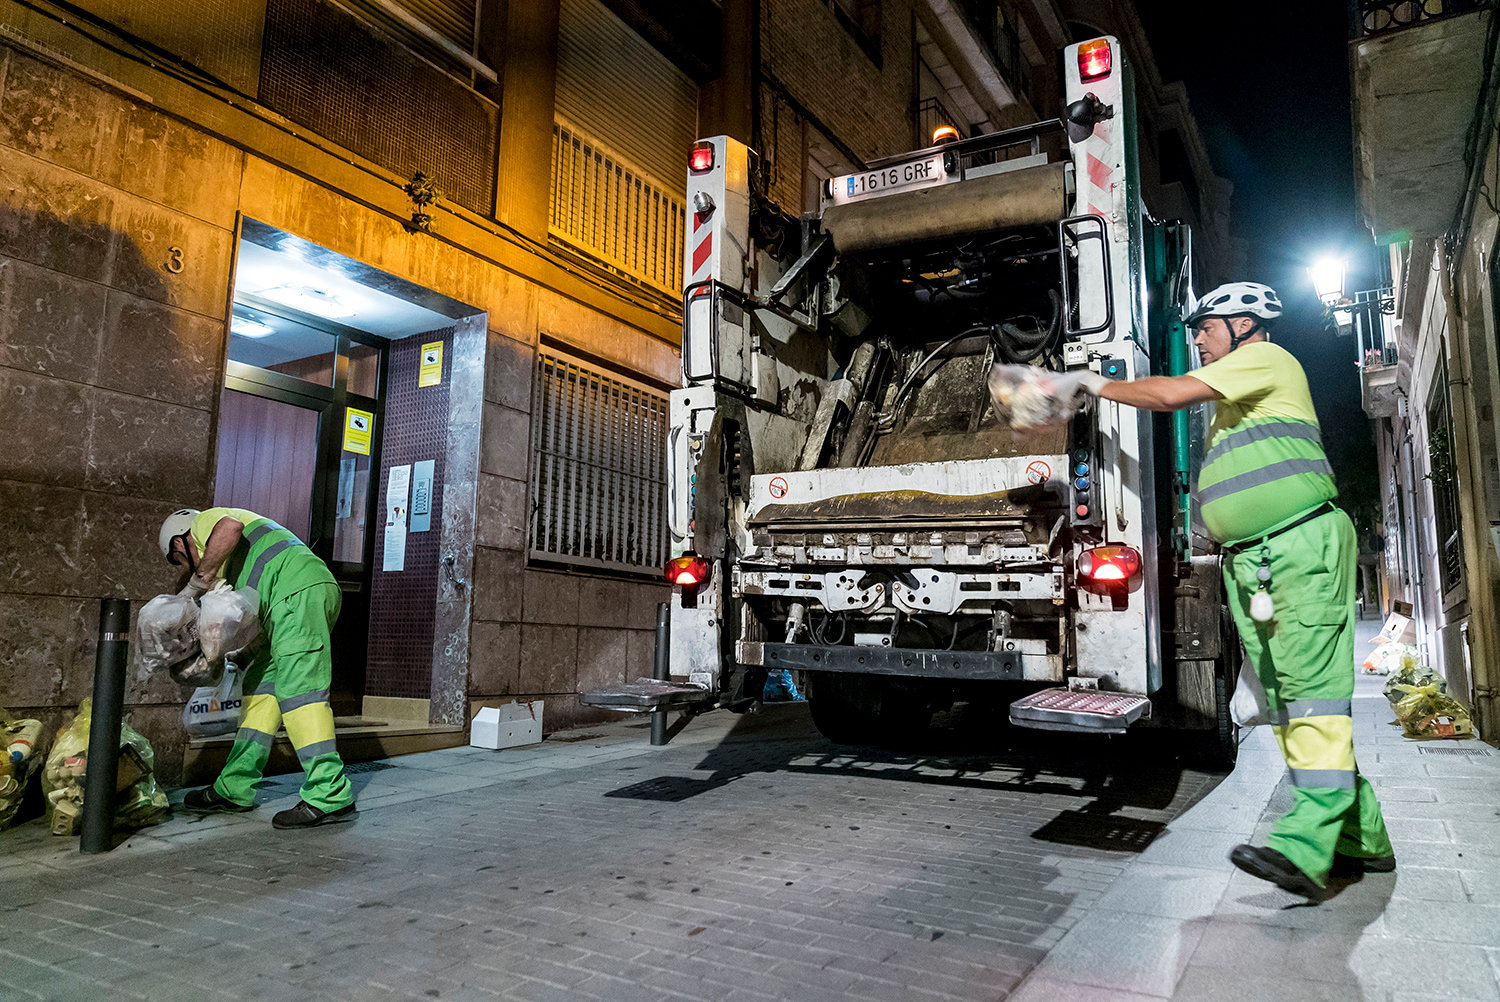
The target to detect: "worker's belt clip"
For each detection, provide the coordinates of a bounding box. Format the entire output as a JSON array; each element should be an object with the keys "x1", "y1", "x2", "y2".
[{"x1": 1222, "y1": 502, "x2": 1336, "y2": 557}]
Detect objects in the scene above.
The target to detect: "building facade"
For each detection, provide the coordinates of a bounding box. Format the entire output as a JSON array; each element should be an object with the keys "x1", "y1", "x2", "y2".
[
  {"x1": 0, "y1": 0, "x2": 1235, "y2": 782},
  {"x1": 1351, "y1": 1, "x2": 1499, "y2": 740}
]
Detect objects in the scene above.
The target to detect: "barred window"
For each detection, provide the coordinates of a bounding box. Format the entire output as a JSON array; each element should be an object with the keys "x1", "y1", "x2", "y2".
[{"x1": 529, "y1": 353, "x2": 669, "y2": 576}]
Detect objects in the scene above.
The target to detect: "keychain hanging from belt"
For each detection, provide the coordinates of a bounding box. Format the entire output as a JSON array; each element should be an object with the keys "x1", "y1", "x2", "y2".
[{"x1": 1250, "y1": 545, "x2": 1274, "y2": 623}]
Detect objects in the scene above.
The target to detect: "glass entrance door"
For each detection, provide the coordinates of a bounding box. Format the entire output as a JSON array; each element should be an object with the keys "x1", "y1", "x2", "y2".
[{"x1": 216, "y1": 295, "x2": 387, "y2": 716}]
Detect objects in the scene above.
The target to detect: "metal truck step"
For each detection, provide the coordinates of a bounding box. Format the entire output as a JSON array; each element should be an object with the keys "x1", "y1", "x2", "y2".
[
  {"x1": 1009, "y1": 688, "x2": 1151, "y2": 734},
  {"x1": 579, "y1": 678, "x2": 716, "y2": 712}
]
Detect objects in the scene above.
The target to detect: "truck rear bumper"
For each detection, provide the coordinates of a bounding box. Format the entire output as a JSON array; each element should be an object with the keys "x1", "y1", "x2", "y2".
[{"x1": 738, "y1": 641, "x2": 1061, "y2": 681}]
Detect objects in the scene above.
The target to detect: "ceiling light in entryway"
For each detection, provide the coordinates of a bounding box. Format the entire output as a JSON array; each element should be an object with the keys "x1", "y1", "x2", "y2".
[
  {"x1": 258, "y1": 286, "x2": 355, "y2": 319},
  {"x1": 231, "y1": 317, "x2": 276, "y2": 338}
]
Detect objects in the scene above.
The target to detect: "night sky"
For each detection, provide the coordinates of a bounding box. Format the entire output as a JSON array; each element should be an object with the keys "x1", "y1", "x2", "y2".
[{"x1": 1134, "y1": 1, "x2": 1380, "y2": 521}]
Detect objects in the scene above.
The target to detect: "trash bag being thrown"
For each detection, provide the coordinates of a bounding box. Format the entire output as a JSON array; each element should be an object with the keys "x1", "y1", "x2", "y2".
[
  {"x1": 40, "y1": 699, "x2": 169, "y2": 837},
  {"x1": 987, "y1": 364, "x2": 1097, "y2": 432}
]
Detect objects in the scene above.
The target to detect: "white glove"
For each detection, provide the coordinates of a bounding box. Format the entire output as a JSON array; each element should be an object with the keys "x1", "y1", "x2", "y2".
[
  {"x1": 179, "y1": 576, "x2": 211, "y2": 599},
  {"x1": 1076, "y1": 371, "x2": 1110, "y2": 396}
]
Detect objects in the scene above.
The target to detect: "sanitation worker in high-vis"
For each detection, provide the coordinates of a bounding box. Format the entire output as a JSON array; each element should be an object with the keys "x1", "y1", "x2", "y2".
[
  {"x1": 1076, "y1": 281, "x2": 1394, "y2": 897},
  {"x1": 161, "y1": 507, "x2": 356, "y2": 829}
]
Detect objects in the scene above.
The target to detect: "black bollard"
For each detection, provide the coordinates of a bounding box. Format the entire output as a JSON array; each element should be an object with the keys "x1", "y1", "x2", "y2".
[
  {"x1": 650, "y1": 602, "x2": 671, "y2": 746},
  {"x1": 80, "y1": 598, "x2": 130, "y2": 854}
]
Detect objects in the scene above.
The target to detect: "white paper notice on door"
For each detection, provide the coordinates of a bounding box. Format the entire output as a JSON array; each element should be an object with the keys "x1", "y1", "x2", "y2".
[{"x1": 383, "y1": 463, "x2": 411, "y2": 572}]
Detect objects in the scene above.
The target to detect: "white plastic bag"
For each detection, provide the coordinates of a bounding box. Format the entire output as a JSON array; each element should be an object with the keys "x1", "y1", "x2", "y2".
[
  {"x1": 182, "y1": 667, "x2": 244, "y2": 738},
  {"x1": 987, "y1": 364, "x2": 1096, "y2": 432},
  {"x1": 138, "y1": 593, "x2": 200, "y2": 674},
  {"x1": 1230, "y1": 657, "x2": 1272, "y2": 728},
  {"x1": 171, "y1": 652, "x2": 224, "y2": 688},
  {"x1": 199, "y1": 583, "x2": 261, "y2": 661}
]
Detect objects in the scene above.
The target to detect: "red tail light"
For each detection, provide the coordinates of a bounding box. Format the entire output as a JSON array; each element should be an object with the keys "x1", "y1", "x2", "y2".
[
  {"x1": 1078, "y1": 39, "x2": 1111, "y2": 83},
  {"x1": 1077, "y1": 545, "x2": 1140, "y2": 583},
  {"x1": 666, "y1": 555, "x2": 710, "y2": 587},
  {"x1": 690, "y1": 143, "x2": 714, "y2": 173}
]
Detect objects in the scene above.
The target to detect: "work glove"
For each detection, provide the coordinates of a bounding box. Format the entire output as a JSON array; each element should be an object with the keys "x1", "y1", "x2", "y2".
[
  {"x1": 179, "y1": 575, "x2": 212, "y2": 599},
  {"x1": 1075, "y1": 371, "x2": 1110, "y2": 396}
]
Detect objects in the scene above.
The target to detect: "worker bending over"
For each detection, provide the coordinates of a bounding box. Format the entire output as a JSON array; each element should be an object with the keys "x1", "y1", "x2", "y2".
[
  {"x1": 1077, "y1": 281, "x2": 1393, "y2": 897},
  {"x1": 161, "y1": 507, "x2": 356, "y2": 829}
]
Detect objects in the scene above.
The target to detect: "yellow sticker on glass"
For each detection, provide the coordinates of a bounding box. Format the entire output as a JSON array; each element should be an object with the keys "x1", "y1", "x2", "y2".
[
  {"x1": 343, "y1": 408, "x2": 374, "y2": 455},
  {"x1": 419, "y1": 342, "x2": 443, "y2": 387}
]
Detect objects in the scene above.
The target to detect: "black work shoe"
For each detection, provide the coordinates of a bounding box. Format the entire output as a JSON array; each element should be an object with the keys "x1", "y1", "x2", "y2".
[
  {"x1": 272, "y1": 800, "x2": 357, "y2": 830},
  {"x1": 1229, "y1": 844, "x2": 1323, "y2": 898},
  {"x1": 1331, "y1": 851, "x2": 1397, "y2": 875},
  {"x1": 182, "y1": 786, "x2": 254, "y2": 813}
]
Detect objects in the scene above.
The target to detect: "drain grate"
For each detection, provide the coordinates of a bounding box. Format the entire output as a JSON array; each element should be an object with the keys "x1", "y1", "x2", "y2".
[
  {"x1": 344, "y1": 760, "x2": 400, "y2": 774},
  {"x1": 1417, "y1": 745, "x2": 1491, "y2": 756}
]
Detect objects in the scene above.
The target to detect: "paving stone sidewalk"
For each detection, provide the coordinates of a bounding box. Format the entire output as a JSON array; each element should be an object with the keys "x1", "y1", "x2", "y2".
[
  {"x1": 1, "y1": 694, "x2": 1227, "y2": 1002},
  {"x1": 1012, "y1": 618, "x2": 1500, "y2": 1002}
]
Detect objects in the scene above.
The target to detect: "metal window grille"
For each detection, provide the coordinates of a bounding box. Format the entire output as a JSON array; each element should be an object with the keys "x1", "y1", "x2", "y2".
[
  {"x1": 550, "y1": 119, "x2": 686, "y2": 298},
  {"x1": 528, "y1": 353, "x2": 669, "y2": 576}
]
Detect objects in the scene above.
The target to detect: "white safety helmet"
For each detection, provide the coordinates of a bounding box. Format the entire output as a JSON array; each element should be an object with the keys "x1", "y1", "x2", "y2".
[
  {"x1": 159, "y1": 508, "x2": 200, "y2": 561},
  {"x1": 1184, "y1": 282, "x2": 1282, "y2": 348}
]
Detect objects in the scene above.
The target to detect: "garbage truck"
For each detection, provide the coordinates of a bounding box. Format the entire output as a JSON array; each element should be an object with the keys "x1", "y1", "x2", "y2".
[{"x1": 583, "y1": 36, "x2": 1240, "y2": 761}]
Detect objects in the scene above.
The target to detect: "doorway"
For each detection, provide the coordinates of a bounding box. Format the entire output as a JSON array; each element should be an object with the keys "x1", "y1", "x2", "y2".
[{"x1": 216, "y1": 292, "x2": 387, "y2": 715}]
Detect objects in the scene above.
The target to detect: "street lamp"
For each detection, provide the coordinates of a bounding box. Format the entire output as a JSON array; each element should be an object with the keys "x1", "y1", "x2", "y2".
[{"x1": 1310, "y1": 258, "x2": 1346, "y2": 306}]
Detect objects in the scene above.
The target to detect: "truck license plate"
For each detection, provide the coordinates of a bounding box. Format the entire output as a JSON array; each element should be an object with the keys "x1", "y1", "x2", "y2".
[{"x1": 830, "y1": 154, "x2": 948, "y2": 205}]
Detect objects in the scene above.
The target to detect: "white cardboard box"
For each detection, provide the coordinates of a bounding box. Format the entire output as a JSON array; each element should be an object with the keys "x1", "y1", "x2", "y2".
[{"x1": 470, "y1": 700, "x2": 543, "y2": 750}]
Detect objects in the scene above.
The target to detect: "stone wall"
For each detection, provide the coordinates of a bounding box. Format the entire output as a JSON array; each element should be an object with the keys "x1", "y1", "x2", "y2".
[
  {"x1": 0, "y1": 46, "x2": 241, "y2": 784},
  {"x1": 0, "y1": 33, "x2": 678, "y2": 783}
]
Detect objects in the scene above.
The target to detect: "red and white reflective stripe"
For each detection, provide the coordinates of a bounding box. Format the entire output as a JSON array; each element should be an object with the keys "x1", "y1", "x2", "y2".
[
  {"x1": 688, "y1": 202, "x2": 716, "y2": 283},
  {"x1": 1083, "y1": 123, "x2": 1117, "y2": 221}
]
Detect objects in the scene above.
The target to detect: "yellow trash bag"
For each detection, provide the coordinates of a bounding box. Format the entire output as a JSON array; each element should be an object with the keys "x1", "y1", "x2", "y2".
[
  {"x1": 40, "y1": 699, "x2": 170, "y2": 836},
  {"x1": 1383, "y1": 663, "x2": 1444, "y2": 708},
  {"x1": 1391, "y1": 684, "x2": 1474, "y2": 740}
]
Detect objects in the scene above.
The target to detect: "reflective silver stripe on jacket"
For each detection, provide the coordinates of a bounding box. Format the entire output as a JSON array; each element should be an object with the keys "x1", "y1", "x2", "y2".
[
  {"x1": 1198, "y1": 457, "x2": 1335, "y2": 505},
  {"x1": 246, "y1": 539, "x2": 298, "y2": 590},
  {"x1": 1288, "y1": 768, "x2": 1358, "y2": 789},
  {"x1": 1203, "y1": 420, "x2": 1324, "y2": 469}
]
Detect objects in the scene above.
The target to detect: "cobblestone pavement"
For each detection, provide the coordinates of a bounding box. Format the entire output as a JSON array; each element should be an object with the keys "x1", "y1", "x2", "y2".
[{"x1": 1, "y1": 701, "x2": 1228, "y2": 1002}]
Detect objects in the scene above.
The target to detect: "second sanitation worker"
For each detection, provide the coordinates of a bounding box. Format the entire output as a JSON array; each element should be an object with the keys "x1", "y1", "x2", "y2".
[
  {"x1": 160, "y1": 507, "x2": 356, "y2": 829},
  {"x1": 1077, "y1": 281, "x2": 1394, "y2": 897}
]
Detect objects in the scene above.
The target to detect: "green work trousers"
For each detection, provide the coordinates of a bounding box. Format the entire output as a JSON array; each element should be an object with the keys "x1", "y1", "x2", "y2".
[
  {"x1": 214, "y1": 582, "x2": 354, "y2": 813},
  {"x1": 1223, "y1": 508, "x2": 1392, "y2": 886}
]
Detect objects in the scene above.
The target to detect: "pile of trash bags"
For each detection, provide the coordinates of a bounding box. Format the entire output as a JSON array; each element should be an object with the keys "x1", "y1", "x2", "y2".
[
  {"x1": 1361, "y1": 641, "x2": 1420, "y2": 676},
  {"x1": 987, "y1": 364, "x2": 1097, "y2": 432},
  {"x1": 139, "y1": 582, "x2": 260, "y2": 688},
  {"x1": 41, "y1": 699, "x2": 169, "y2": 836},
  {"x1": 1, "y1": 709, "x2": 46, "y2": 830},
  {"x1": 1383, "y1": 664, "x2": 1473, "y2": 740}
]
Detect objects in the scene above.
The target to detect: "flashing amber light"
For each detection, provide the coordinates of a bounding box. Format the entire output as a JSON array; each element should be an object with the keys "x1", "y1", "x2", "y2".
[
  {"x1": 1077, "y1": 545, "x2": 1140, "y2": 584},
  {"x1": 1078, "y1": 39, "x2": 1112, "y2": 83},
  {"x1": 931, "y1": 125, "x2": 961, "y2": 145},
  {"x1": 666, "y1": 554, "x2": 710, "y2": 587},
  {"x1": 689, "y1": 142, "x2": 715, "y2": 173}
]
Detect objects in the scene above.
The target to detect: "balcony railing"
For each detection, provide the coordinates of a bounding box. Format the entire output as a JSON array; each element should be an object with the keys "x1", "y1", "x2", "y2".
[
  {"x1": 918, "y1": 97, "x2": 966, "y2": 143},
  {"x1": 550, "y1": 119, "x2": 686, "y2": 299},
  {"x1": 1352, "y1": 0, "x2": 1484, "y2": 37}
]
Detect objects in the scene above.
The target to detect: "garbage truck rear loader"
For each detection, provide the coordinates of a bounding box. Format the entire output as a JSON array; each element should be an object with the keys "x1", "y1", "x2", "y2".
[{"x1": 583, "y1": 37, "x2": 1239, "y2": 760}]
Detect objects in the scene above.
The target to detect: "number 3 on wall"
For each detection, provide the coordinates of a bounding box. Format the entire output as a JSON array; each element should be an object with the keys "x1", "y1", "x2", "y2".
[{"x1": 166, "y1": 246, "x2": 185, "y2": 274}]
